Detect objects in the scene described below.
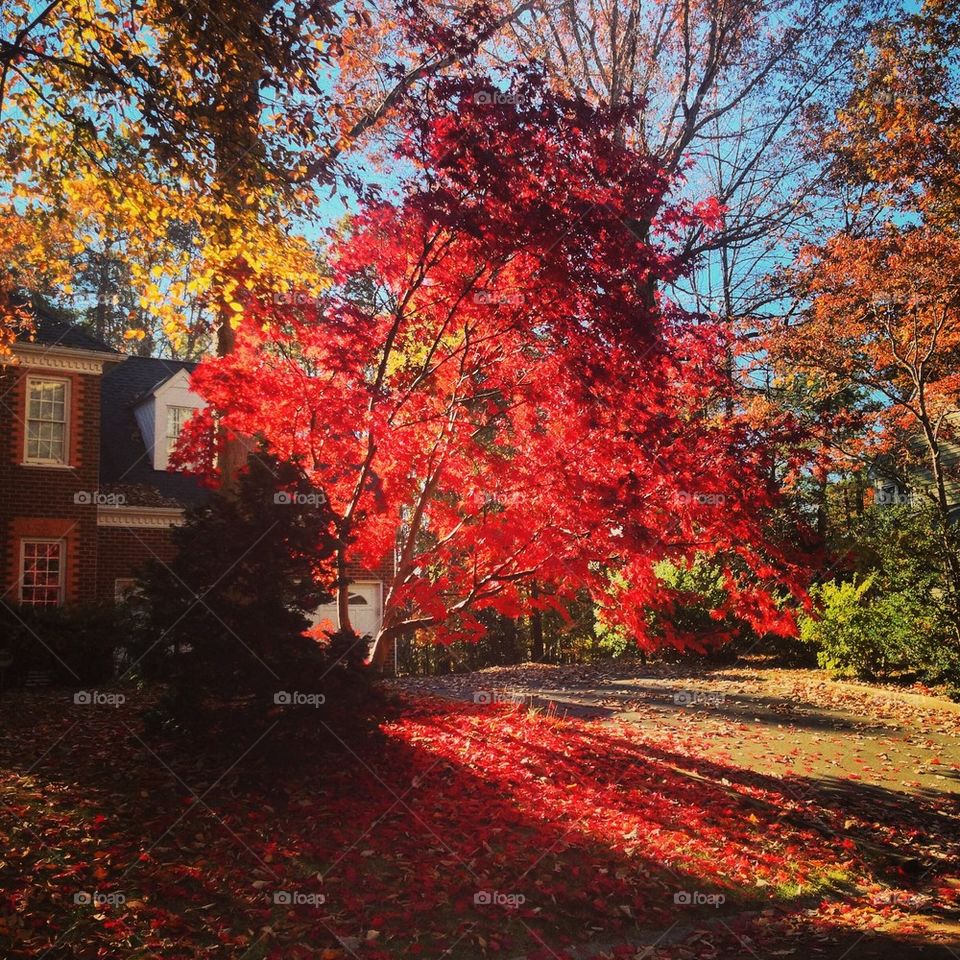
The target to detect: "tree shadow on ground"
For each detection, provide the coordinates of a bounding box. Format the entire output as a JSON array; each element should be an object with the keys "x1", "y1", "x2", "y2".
[
  {"x1": 533, "y1": 722, "x2": 960, "y2": 889},
  {"x1": 0, "y1": 691, "x2": 956, "y2": 959},
  {"x1": 506, "y1": 683, "x2": 888, "y2": 734}
]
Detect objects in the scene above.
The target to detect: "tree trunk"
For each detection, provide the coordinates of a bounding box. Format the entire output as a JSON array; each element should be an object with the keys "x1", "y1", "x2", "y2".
[
  {"x1": 530, "y1": 581, "x2": 544, "y2": 662},
  {"x1": 207, "y1": 2, "x2": 269, "y2": 493},
  {"x1": 816, "y1": 474, "x2": 828, "y2": 543}
]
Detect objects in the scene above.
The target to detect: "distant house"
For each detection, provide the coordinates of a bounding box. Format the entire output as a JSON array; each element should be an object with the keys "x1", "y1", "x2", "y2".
[
  {"x1": 1, "y1": 307, "x2": 395, "y2": 655},
  {"x1": 870, "y1": 420, "x2": 960, "y2": 521}
]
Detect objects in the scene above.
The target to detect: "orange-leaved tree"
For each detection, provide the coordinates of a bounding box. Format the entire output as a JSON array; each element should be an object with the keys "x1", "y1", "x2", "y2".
[
  {"x1": 770, "y1": 0, "x2": 960, "y2": 643},
  {"x1": 0, "y1": 0, "x2": 531, "y2": 354}
]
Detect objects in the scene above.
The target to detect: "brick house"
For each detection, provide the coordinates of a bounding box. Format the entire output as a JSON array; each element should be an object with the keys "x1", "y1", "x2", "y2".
[
  {"x1": 0, "y1": 308, "x2": 203, "y2": 608},
  {"x1": 1, "y1": 307, "x2": 396, "y2": 659}
]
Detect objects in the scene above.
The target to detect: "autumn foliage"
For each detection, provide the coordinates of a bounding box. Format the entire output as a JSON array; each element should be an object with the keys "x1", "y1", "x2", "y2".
[
  {"x1": 178, "y1": 75, "x2": 803, "y2": 659},
  {"x1": 0, "y1": 0, "x2": 529, "y2": 350},
  {"x1": 766, "y1": 0, "x2": 960, "y2": 647}
]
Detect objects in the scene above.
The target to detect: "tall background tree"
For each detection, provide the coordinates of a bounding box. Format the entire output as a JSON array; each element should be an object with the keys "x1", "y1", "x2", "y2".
[
  {"x1": 340, "y1": 0, "x2": 889, "y2": 325},
  {"x1": 0, "y1": 0, "x2": 532, "y2": 353},
  {"x1": 766, "y1": 0, "x2": 960, "y2": 671}
]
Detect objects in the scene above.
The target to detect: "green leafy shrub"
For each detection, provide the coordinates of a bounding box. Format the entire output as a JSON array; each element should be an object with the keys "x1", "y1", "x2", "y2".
[
  {"x1": 808, "y1": 502, "x2": 960, "y2": 684},
  {"x1": 802, "y1": 576, "x2": 898, "y2": 678},
  {"x1": 653, "y1": 560, "x2": 730, "y2": 636},
  {"x1": 801, "y1": 573, "x2": 957, "y2": 682}
]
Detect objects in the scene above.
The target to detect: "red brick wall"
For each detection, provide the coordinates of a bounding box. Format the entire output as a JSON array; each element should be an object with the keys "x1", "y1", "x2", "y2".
[
  {"x1": 95, "y1": 526, "x2": 177, "y2": 600},
  {"x1": 344, "y1": 553, "x2": 396, "y2": 584},
  {"x1": 2, "y1": 356, "x2": 399, "y2": 612},
  {"x1": 0, "y1": 365, "x2": 102, "y2": 604}
]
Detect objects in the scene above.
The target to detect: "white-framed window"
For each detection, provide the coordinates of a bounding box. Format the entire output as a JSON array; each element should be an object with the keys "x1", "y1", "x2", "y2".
[
  {"x1": 114, "y1": 578, "x2": 139, "y2": 604},
  {"x1": 20, "y1": 539, "x2": 65, "y2": 606},
  {"x1": 24, "y1": 377, "x2": 69, "y2": 465},
  {"x1": 165, "y1": 405, "x2": 192, "y2": 457}
]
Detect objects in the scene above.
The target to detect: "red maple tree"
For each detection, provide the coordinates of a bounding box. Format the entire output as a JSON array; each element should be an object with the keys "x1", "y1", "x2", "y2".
[{"x1": 180, "y1": 74, "x2": 804, "y2": 664}]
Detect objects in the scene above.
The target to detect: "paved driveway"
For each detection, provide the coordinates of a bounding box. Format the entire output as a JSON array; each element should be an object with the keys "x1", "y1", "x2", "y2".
[
  {"x1": 392, "y1": 661, "x2": 960, "y2": 956},
  {"x1": 393, "y1": 661, "x2": 960, "y2": 797}
]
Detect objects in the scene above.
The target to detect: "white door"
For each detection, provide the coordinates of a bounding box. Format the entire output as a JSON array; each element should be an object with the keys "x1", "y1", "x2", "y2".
[{"x1": 310, "y1": 581, "x2": 383, "y2": 639}]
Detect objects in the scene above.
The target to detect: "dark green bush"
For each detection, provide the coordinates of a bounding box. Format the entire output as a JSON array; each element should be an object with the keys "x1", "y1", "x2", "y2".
[
  {"x1": 131, "y1": 453, "x2": 382, "y2": 733},
  {"x1": 0, "y1": 603, "x2": 120, "y2": 685}
]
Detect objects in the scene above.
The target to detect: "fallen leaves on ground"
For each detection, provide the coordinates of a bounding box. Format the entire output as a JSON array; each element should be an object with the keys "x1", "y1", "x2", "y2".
[{"x1": 1, "y1": 673, "x2": 958, "y2": 958}]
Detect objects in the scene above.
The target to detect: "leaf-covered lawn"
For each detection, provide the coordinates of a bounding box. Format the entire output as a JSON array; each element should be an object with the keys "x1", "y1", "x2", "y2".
[{"x1": 1, "y1": 688, "x2": 958, "y2": 958}]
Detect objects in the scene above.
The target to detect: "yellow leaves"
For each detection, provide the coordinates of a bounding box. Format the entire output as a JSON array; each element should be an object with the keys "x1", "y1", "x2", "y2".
[
  {"x1": 4, "y1": 96, "x2": 325, "y2": 348},
  {"x1": 0, "y1": 0, "x2": 353, "y2": 352},
  {"x1": 137, "y1": 283, "x2": 163, "y2": 310}
]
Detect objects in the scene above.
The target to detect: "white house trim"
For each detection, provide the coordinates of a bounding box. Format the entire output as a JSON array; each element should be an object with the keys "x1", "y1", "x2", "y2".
[
  {"x1": 133, "y1": 367, "x2": 203, "y2": 470},
  {"x1": 97, "y1": 506, "x2": 186, "y2": 528},
  {"x1": 7, "y1": 343, "x2": 121, "y2": 375}
]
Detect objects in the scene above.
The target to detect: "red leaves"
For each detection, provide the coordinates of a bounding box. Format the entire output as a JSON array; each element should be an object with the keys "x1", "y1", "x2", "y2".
[
  {"x1": 180, "y1": 72, "x2": 805, "y2": 653},
  {"x1": 2, "y1": 679, "x2": 960, "y2": 957}
]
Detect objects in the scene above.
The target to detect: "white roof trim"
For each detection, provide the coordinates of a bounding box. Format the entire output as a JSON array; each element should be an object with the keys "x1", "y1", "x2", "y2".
[
  {"x1": 5, "y1": 343, "x2": 122, "y2": 375},
  {"x1": 97, "y1": 506, "x2": 186, "y2": 528},
  {"x1": 133, "y1": 366, "x2": 194, "y2": 406}
]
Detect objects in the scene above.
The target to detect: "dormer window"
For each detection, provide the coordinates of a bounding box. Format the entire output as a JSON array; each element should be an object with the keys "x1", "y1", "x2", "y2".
[
  {"x1": 166, "y1": 405, "x2": 192, "y2": 458},
  {"x1": 132, "y1": 367, "x2": 201, "y2": 470}
]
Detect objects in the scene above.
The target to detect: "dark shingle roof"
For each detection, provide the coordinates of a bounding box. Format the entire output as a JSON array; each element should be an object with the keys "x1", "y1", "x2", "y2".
[
  {"x1": 100, "y1": 356, "x2": 210, "y2": 508},
  {"x1": 17, "y1": 300, "x2": 120, "y2": 355}
]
